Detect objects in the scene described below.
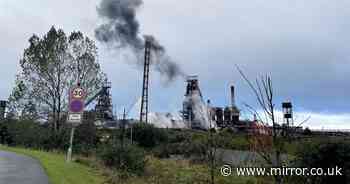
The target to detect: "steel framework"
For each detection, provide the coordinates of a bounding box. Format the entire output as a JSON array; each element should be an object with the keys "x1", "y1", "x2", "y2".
[{"x1": 140, "y1": 39, "x2": 152, "y2": 123}]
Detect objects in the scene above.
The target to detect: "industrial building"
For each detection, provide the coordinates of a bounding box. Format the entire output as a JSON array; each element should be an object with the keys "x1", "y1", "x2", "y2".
[
  {"x1": 82, "y1": 79, "x2": 116, "y2": 128},
  {"x1": 182, "y1": 76, "x2": 242, "y2": 130},
  {"x1": 209, "y1": 85, "x2": 240, "y2": 128},
  {"x1": 182, "y1": 76, "x2": 204, "y2": 129}
]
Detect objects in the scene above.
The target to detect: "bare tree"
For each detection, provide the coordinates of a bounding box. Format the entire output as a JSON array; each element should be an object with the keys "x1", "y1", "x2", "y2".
[
  {"x1": 206, "y1": 100, "x2": 224, "y2": 184},
  {"x1": 236, "y1": 65, "x2": 285, "y2": 184}
]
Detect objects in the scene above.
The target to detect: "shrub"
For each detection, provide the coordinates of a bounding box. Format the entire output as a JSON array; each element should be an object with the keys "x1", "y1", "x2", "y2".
[
  {"x1": 4, "y1": 119, "x2": 48, "y2": 148},
  {"x1": 303, "y1": 128, "x2": 312, "y2": 135},
  {"x1": 152, "y1": 144, "x2": 171, "y2": 158},
  {"x1": 167, "y1": 129, "x2": 189, "y2": 143},
  {"x1": 1, "y1": 119, "x2": 71, "y2": 151},
  {"x1": 184, "y1": 139, "x2": 207, "y2": 163},
  {"x1": 98, "y1": 142, "x2": 146, "y2": 176},
  {"x1": 0, "y1": 123, "x2": 11, "y2": 144},
  {"x1": 289, "y1": 140, "x2": 350, "y2": 184},
  {"x1": 74, "y1": 121, "x2": 99, "y2": 156},
  {"x1": 132, "y1": 123, "x2": 168, "y2": 148}
]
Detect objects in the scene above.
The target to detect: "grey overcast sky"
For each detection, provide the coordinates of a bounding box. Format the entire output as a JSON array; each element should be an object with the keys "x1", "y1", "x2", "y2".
[{"x1": 0, "y1": 0, "x2": 349, "y2": 129}]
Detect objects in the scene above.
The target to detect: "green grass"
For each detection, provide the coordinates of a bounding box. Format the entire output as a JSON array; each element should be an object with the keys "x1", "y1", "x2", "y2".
[
  {"x1": 0, "y1": 145, "x2": 269, "y2": 184},
  {"x1": 0, "y1": 145, "x2": 105, "y2": 184},
  {"x1": 121, "y1": 156, "x2": 259, "y2": 184}
]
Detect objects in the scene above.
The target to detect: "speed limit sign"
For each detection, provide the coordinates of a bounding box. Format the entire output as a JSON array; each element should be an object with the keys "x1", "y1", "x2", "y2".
[
  {"x1": 67, "y1": 85, "x2": 86, "y2": 163},
  {"x1": 69, "y1": 86, "x2": 85, "y2": 114},
  {"x1": 72, "y1": 87, "x2": 85, "y2": 99}
]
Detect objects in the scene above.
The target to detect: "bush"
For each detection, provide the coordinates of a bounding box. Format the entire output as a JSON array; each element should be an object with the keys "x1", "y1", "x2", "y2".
[
  {"x1": 74, "y1": 121, "x2": 99, "y2": 156},
  {"x1": 152, "y1": 144, "x2": 171, "y2": 158},
  {"x1": 303, "y1": 128, "x2": 312, "y2": 135},
  {"x1": 289, "y1": 140, "x2": 350, "y2": 184},
  {"x1": 183, "y1": 138, "x2": 207, "y2": 163},
  {"x1": 167, "y1": 129, "x2": 189, "y2": 143},
  {"x1": 98, "y1": 142, "x2": 146, "y2": 176},
  {"x1": 1, "y1": 119, "x2": 71, "y2": 151},
  {"x1": 4, "y1": 119, "x2": 48, "y2": 148},
  {"x1": 132, "y1": 123, "x2": 168, "y2": 148},
  {"x1": 0, "y1": 123, "x2": 11, "y2": 144},
  {"x1": 0, "y1": 118, "x2": 103, "y2": 154}
]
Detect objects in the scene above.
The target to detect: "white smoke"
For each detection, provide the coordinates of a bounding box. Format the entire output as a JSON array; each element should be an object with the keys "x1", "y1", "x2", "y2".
[
  {"x1": 184, "y1": 92, "x2": 217, "y2": 130},
  {"x1": 148, "y1": 112, "x2": 187, "y2": 129},
  {"x1": 125, "y1": 96, "x2": 187, "y2": 129},
  {"x1": 127, "y1": 92, "x2": 218, "y2": 130}
]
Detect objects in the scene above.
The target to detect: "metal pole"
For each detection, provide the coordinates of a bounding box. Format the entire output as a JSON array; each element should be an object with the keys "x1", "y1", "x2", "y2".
[
  {"x1": 77, "y1": 60, "x2": 81, "y2": 86},
  {"x1": 122, "y1": 108, "x2": 126, "y2": 149},
  {"x1": 207, "y1": 99, "x2": 215, "y2": 184},
  {"x1": 67, "y1": 127, "x2": 75, "y2": 163},
  {"x1": 130, "y1": 125, "x2": 133, "y2": 145},
  {"x1": 67, "y1": 62, "x2": 81, "y2": 163}
]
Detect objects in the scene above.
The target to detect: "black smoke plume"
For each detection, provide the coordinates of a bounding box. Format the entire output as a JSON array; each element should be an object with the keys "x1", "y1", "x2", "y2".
[{"x1": 95, "y1": 0, "x2": 184, "y2": 82}]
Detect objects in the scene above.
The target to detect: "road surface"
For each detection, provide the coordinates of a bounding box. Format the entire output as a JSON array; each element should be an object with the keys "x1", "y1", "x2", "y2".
[
  {"x1": 0, "y1": 150, "x2": 49, "y2": 184},
  {"x1": 217, "y1": 149, "x2": 289, "y2": 166}
]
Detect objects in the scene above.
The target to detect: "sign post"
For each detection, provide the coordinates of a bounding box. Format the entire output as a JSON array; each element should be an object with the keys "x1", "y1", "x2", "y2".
[{"x1": 66, "y1": 86, "x2": 85, "y2": 163}]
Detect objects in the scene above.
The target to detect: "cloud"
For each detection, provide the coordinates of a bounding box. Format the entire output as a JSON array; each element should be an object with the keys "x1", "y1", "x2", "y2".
[
  {"x1": 240, "y1": 110, "x2": 350, "y2": 130},
  {"x1": 299, "y1": 112, "x2": 350, "y2": 130},
  {"x1": 281, "y1": 111, "x2": 350, "y2": 130},
  {"x1": 137, "y1": 0, "x2": 350, "y2": 114}
]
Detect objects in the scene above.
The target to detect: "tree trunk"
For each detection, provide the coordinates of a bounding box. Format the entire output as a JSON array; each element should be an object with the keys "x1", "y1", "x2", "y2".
[
  {"x1": 56, "y1": 62, "x2": 62, "y2": 131},
  {"x1": 52, "y1": 97, "x2": 57, "y2": 132},
  {"x1": 274, "y1": 150, "x2": 283, "y2": 184}
]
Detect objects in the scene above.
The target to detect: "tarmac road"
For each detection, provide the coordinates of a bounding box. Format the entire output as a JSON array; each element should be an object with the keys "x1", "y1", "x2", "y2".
[
  {"x1": 217, "y1": 149, "x2": 289, "y2": 167},
  {"x1": 0, "y1": 150, "x2": 49, "y2": 184}
]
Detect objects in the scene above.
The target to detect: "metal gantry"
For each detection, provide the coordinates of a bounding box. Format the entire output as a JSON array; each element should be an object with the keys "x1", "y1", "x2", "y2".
[
  {"x1": 140, "y1": 38, "x2": 152, "y2": 124},
  {"x1": 95, "y1": 80, "x2": 113, "y2": 121}
]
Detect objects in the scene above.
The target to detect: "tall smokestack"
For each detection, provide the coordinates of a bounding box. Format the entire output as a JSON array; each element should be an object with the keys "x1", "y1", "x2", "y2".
[{"x1": 230, "y1": 85, "x2": 235, "y2": 107}]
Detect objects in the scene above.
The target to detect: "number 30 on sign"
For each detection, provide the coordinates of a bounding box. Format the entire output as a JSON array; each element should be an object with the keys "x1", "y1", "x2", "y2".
[{"x1": 72, "y1": 87, "x2": 84, "y2": 99}]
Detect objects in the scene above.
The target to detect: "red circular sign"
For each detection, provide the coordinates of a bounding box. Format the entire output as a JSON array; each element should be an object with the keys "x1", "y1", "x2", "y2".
[
  {"x1": 69, "y1": 86, "x2": 85, "y2": 113},
  {"x1": 71, "y1": 87, "x2": 85, "y2": 100}
]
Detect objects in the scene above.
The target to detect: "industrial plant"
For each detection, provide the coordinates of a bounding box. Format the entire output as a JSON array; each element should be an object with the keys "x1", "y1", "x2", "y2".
[
  {"x1": 0, "y1": 37, "x2": 301, "y2": 134},
  {"x1": 182, "y1": 76, "x2": 241, "y2": 130}
]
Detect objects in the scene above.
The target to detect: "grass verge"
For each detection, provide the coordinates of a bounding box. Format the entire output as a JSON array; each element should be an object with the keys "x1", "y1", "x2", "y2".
[
  {"x1": 116, "y1": 156, "x2": 258, "y2": 184},
  {"x1": 0, "y1": 145, "x2": 266, "y2": 184},
  {"x1": 0, "y1": 145, "x2": 105, "y2": 184}
]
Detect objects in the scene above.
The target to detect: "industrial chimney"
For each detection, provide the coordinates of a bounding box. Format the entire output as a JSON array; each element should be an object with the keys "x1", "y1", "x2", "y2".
[{"x1": 230, "y1": 85, "x2": 235, "y2": 108}]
